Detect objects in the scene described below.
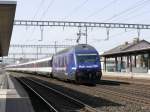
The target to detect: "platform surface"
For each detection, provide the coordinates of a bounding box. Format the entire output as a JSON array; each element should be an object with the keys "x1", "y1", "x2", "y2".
[{"x1": 0, "y1": 70, "x2": 34, "y2": 112}]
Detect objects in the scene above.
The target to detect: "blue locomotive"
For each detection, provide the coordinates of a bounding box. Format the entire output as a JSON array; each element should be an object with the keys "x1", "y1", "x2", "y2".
[
  {"x1": 52, "y1": 44, "x2": 102, "y2": 84},
  {"x1": 6, "y1": 44, "x2": 102, "y2": 84}
]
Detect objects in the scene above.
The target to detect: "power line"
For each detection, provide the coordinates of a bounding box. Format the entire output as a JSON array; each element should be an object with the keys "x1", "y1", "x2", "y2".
[
  {"x1": 101, "y1": 0, "x2": 150, "y2": 40},
  {"x1": 117, "y1": 10, "x2": 150, "y2": 22},
  {"x1": 32, "y1": 0, "x2": 46, "y2": 20},
  {"x1": 25, "y1": 0, "x2": 45, "y2": 30},
  {"x1": 28, "y1": 0, "x2": 55, "y2": 42},
  {"x1": 100, "y1": 2, "x2": 150, "y2": 40},
  {"x1": 85, "y1": 0, "x2": 116, "y2": 18},
  {"x1": 40, "y1": 0, "x2": 55, "y2": 20},
  {"x1": 66, "y1": 0, "x2": 89, "y2": 18},
  {"x1": 103, "y1": 0, "x2": 150, "y2": 22},
  {"x1": 111, "y1": 0, "x2": 150, "y2": 22}
]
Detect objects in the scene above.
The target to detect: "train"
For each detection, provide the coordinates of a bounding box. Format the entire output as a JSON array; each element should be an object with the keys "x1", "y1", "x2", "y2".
[{"x1": 6, "y1": 44, "x2": 102, "y2": 84}]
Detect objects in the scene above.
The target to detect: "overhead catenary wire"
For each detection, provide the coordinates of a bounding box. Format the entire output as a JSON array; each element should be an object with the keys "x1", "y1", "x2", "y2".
[
  {"x1": 33, "y1": 0, "x2": 46, "y2": 20},
  {"x1": 66, "y1": 0, "x2": 89, "y2": 18},
  {"x1": 111, "y1": 0, "x2": 150, "y2": 22},
  {"x1": 85, "y1": 0, "x2": 116, "y2": 18},
  {"x1": 115, "y1": 8, "x2": 150, "y2": 23},
  {"x1": 25, "y1": 0, "x2": 46, "y2": 43},
  {"x1": 39, "y1": 0, "x2": 55, "y2": 20},
  {"x1": 103, "y1": 0, "x2": 150, "y2": 22},
  {"x1": 29, "y1": 0, "x2": 55, "y2": 42},
  {"x1": 24, "y1": 0, "x2": 46, "y2": 43},
  {"x1": 26, "y1": 0, "x2": 46, "y2": 30},
  {"x1": 22, "y1": 0, "x2": 150, "y2": 45},
  {"x1": 93, "y1": 0, "x2": 150, "y2": 42},
  {"x1": 85, "y1": 0, "x2": 149, "y2": 43}
]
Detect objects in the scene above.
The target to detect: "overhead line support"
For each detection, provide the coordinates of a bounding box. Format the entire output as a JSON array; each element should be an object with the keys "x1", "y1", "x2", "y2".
[
  {"x1": 10, "y1": 44, "x2": 73, "y2": 48},
  {"x1": 14, "y1": 20, "x2": 150, "y2": 29}
]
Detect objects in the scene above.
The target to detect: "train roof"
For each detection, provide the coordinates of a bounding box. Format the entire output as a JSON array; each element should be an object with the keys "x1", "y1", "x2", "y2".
[
  {"x1": 6, "y1": 56, "x2": 52, "y2": 67},
  {"x1": 55, "y1": 44, "x2": 96, "y2": 55}
]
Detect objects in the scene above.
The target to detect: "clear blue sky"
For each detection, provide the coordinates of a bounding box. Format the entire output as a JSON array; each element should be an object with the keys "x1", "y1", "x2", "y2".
[{"x1": 8, "y1": 0, "x2": 150, "y2": 53}]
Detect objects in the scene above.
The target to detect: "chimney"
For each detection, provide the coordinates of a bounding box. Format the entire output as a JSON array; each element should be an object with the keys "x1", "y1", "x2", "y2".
[
  {"x1": 133, "y1": 38, "x2": 139, "y2": 44},
  {"x1": 125, "y1": 41, "x2": 128, "y2": 45}
]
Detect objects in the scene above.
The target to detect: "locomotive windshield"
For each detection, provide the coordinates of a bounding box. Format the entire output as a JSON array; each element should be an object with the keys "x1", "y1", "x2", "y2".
[{"x1": 76, "y1": 54, "x2": 98, "y2": 63}]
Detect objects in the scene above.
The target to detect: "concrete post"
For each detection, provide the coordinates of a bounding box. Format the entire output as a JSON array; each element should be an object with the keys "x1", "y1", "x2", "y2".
[
  {"x1": 121, "y1": 56, "x2": 123, "y2": 72},
  {"x1": 134, "y1": 55, "x2": 136, "y2": 67},
  {"x1": 104, "y1": 57, "x2": 106, "y2": 72},
  {"x1": 127, "y1": 56, "x2": 129, "y2": 68},
  {"x1": 129, "y1": 55, "x2": 132, "y2": 72},
  {"x1": 115, "y1": 57, "x2": 118, "y2": 72}
]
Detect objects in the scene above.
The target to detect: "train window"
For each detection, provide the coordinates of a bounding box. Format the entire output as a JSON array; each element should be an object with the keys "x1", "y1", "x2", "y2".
[
  {"x1": 56, "y1": 58, "x2": 58, "y2": 67},
  {"x1": 46, "y1": 61, "x2": 49, "y2": 67},
  {"x1": 60, "y1": 57, "x2": 62, "y2": 67},
  {"x1": 61, "y1": 57, "x2": 64, "y2": 67},
  {"x1": 65, "y1": 56, "x2": 68, "y2": 66},
  {"x1": 40, "y1": 61, "x2": 47, "y2": 67},
  {"x1": 55, "y1": 58, "x2": 57, "y2": 67},
  {"x1": 59, "y1": 57, "x2": 61, "y2": 67},
  {"x1": 53, "y1": 57, "x2": 56, "y2": 67},
  {"x1": 70, "y1": 54, "x2": 74, "y2": 60},
  {"x1": 49, "y1": 60, "x2": 51, "y2": 66},
  {"x1": 32, "y1": 63, "x2": 34, "y2": 67},
  {"x1": 55, "y1": 57, "x2": 58, "y2": 67},
  {"x1": 63, "y1": 57, "x2": 65, "y2": 67},
  {"x1": 77, "y1": 54, "x2": 97, "y2": 63},
  {"x1": 68, "y1": 54, "x2": 74, "y2": 65},
  {"x1": 45, "y1": 61, "x2": 47, "y2": 67}
]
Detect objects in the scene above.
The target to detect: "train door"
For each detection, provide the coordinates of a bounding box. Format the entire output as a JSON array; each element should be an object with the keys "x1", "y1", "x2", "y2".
[{"x1": 67, "y1": 54, "x2": 75, "y2": 79}]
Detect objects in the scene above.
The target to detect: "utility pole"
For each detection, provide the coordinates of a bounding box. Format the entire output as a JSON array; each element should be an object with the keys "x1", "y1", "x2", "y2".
[
  {"x1": 54, "y1": 41, "x2": 57, "y2": 53},
  {"x1": 37, "y1": 46, "x2": 38, "y2": 59},
  {"x1": 39, "y1": 25, "x2": 44, "y2": 41},
  {"x1": 85, "y1": 27, "x2": 88, "y2": 44},
  {"x1": 76, "y1": 29, "x2": 81, "y2": 44},
  {"x1": 77, "y1": 27, "x2": 88, "y2": 44},
  {"x1": 2, "y1": 56, "x2": 4, "y2": 67},
  {"x1": 13, "y1": 54, "x2": 15, "y2": 63}
]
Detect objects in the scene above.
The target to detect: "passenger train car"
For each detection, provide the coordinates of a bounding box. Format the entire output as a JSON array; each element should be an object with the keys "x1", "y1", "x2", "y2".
[
  {"x1": 6, "y1": 57, "x2": 52, "y2": 76},
  {"x1": 6, "y1": 44, "x2": 102, "y2": 84}
]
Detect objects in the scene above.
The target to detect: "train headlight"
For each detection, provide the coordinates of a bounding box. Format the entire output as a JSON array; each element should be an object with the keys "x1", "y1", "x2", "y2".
[{"x1": 71, "y1": 67, "x2": 76, "y2": 70}]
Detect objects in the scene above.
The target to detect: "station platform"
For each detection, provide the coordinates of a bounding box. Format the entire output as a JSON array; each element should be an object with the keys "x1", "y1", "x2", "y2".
[
  {"x1": 102, "y1": 72, "x2": 150, "y2": 85},
  {"x1": 102, "y1": 71, "x2": 150, "y2": 79},
  {"x1": 0, "y1": 70, "x2": 34, "y2": 112}
]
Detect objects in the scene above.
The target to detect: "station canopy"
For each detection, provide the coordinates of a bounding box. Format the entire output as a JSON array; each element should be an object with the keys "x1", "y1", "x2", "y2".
[
  {"x1": 102, "y1": 39, "x2": 150, "y2": 57},
  {"x1": 0, "y1": 1, "x2": 16, "y2": 57}
]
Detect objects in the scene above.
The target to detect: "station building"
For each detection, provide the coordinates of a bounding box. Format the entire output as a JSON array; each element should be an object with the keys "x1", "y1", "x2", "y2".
[{"x1": 101, "y1": 38, "x2": 150, "y2": 75}]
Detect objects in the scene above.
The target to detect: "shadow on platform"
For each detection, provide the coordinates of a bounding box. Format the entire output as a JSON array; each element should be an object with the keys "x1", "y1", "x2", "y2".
[
  {"x1": 21, "y1": 77, "x2": 124, "y2": 109},
  {"x1": 97, "y1": 79, "x2": 130, "y2": 86}
]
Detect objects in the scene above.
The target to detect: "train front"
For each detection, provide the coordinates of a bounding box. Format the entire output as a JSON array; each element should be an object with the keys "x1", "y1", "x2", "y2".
[{"x1": 75, "y1": 44, "x2": 102, "y2": 84}]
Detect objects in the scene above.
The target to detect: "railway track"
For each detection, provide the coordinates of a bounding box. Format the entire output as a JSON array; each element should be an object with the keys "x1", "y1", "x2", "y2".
[
  {"x1": 96, "y1": 87, "x2": 150, "y2": 106},
  {"x1": 11, "y1": 72, "x2": 150, "y2": 111},
  {"x1": 17, "y1": 77, "x2": 98, "y2": 112},
  {"x1": 19, "y1": 74, "x2": 150, "y2": 107},
  {"x1": 32, "y1": 75, "x2": 150, "y2": 106},
  {"x1": 96, "y1": 84, "x2": 150, "y2": 99},
  {"x1": 123, "y1": 83, "x2": 150, "y2": 91}
]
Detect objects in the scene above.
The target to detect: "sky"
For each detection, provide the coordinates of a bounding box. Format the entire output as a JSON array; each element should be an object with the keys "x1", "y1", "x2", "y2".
[{"x1": 7, "y1": 0, "x2": 150, "y2": 55}]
